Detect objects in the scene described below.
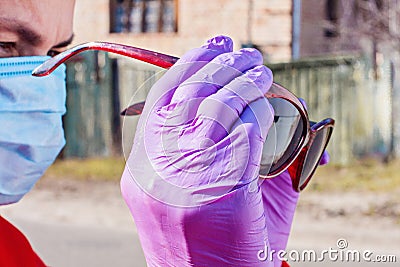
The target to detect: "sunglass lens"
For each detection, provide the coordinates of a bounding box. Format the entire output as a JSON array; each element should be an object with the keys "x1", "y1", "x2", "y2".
[
  {"x1": 259, "y1": 98, "x2": 304, "y2": 176},
  {"x1": 299, "y1": 127, "x2": 330, "y2": 188}
]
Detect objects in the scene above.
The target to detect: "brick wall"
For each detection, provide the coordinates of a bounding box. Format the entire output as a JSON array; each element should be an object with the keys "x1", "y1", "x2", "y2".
[{"x1": 72, "y1": 0, "x2": 293, "y2": 62}]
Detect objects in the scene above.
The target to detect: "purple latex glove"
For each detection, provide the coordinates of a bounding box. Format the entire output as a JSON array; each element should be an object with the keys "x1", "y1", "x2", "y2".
[{"x1": 121, "y1": 36, "x2": 299, "y2": 266}]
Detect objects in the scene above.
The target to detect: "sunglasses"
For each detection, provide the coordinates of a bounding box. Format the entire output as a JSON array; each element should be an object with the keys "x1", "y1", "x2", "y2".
[{"x1": 32, "y1": 42, "x2": 335, "y2": 191}]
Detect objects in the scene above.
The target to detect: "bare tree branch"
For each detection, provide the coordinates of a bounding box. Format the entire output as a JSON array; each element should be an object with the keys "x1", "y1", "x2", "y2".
[{"x1": 331, "y1": 0, "x2": 400, "y2": 50}]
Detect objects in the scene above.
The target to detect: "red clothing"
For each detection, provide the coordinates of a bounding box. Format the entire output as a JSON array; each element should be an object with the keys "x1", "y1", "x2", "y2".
[{"x1": 0, "y1": 216, "x2": 46, "y2": 267}]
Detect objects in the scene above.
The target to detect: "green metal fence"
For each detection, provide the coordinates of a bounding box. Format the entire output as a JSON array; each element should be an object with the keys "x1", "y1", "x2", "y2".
[
  {"x1": 63, "y1": 51, "x2": 114, "y2": 158},
  {"x1": 270, "y1": 56, "x2": 392, "y2": 164}
]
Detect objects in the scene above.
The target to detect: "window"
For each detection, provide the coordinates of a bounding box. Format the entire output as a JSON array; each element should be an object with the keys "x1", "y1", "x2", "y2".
[
  {"x1": 324, "y1": 0, "x2": 339, "y2": 37},
  {"x1": 110, "y1": 0, "x2": 177, "y2": 33}
]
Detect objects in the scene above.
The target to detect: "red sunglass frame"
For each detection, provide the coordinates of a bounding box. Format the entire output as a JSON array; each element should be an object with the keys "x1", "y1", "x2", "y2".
[{"x1": 288, "y1": 118, "x2": 335, "y2": 191}]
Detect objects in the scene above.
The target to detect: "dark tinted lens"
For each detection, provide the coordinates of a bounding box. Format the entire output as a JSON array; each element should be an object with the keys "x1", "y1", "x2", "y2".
[
  {"x1": 259, "y1": 98, "x2": 304, "y2": 176},
  {"x1": 299, "y1": 128, "x2": 330, "y2": 187},
  {"x1": 259, "y1": 121, "x2": 276, "y2": 176}
]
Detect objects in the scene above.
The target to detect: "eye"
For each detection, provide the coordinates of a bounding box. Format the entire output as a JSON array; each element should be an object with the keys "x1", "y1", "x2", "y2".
[
  {"x1": 47, "y1": 49, "x2": 62, "y2": 57},
  {"x1": 0, "y1": 42, "x2": 18, "y2": 57}
]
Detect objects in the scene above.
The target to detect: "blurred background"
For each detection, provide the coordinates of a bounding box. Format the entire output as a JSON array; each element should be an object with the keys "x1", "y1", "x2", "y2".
[
  {"x1": 64, "y1": 0, "x2": 400, "y2": 163},
  {"x1": 2, "y1": 0, "x2": 400, "y2": 266}
]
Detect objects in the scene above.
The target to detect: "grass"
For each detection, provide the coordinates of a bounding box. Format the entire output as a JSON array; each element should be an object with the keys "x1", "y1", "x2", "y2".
[
  {"x1": 42, "y1": 157, "x2": 400, "y2": 192},
  {"x1": 309, "y1": 158, "x2": 400, "y2": 192},
  {"x1": 42, "y1": 157, "x2": 126, "y2": 182}
]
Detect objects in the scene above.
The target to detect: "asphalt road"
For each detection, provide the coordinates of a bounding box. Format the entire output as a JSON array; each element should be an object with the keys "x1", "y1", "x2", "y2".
[{"x1": 1, "y1": 180, "x2": 399, "y2": 267}]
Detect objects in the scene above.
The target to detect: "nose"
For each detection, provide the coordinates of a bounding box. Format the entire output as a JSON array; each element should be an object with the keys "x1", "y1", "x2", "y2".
[
  {"x1": 19, "y1": 43, "x2": 53, "y2": 57},
  {"x1": 29, "y1": 47, "x2": 52, "y2": 57}
]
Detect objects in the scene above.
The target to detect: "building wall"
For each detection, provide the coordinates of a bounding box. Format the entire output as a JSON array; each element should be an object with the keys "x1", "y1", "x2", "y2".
[
  {"x1": 300, "y1": 0, "x2": 335, "y2": 57},
  {"x1": 72, "y1": 0, "x2": 293, "y2": 62},
  {"x1": 300, "y1": 0, "x2": 360, "y2": 57}
]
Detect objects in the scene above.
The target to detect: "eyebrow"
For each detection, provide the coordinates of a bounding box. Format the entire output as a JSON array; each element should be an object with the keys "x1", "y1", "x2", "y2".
[
  {"x1": 17, "y1": 26, "x2": 43, "y2": 46},
  {"x1": 52, "y1": 34, "x2": 74, "y2": 49},
  {"x1": 0, "y1": 17, "x2": 43, "y2": 46},
  {"x1": 0, "y1": 17, "x2": 74, "y2": 49}
]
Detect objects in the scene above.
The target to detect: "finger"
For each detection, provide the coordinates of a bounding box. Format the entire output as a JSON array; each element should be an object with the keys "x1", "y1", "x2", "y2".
[
  {"x1": 195, "y1": 65, "x2": 273, "y2": 143},
  {"x1": 298, "y1": 97, "x2": 308, "y2": 110},
  {"x1": 260, "y1": 171, "x2": 299, "y2": 261},
  {"x1": 319, "y1": 150, "x2": 330, "y2": 165},
  {"x1": 170, "y1": 48, "x2": 264, "y2": 105},
  {"x1": 229, "y1": 97, "x2": 274, "y2": 182},
  {"x1": 144, "y1": 36, "x2": 233, "y2": 113},
  {"x1": 158, "y1": 49, "x2": 265, "y2": 125}
]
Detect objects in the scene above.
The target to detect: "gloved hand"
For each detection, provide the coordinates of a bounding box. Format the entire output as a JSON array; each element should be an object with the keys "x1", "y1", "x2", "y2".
[{"x1": 121, "y1": 36, "x2": 309, "y2": 267}]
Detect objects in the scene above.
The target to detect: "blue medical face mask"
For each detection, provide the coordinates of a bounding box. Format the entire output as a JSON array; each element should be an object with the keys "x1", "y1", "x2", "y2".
[{"x1": 0, "y1": 56, "x2": 66, "y2": 205}]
